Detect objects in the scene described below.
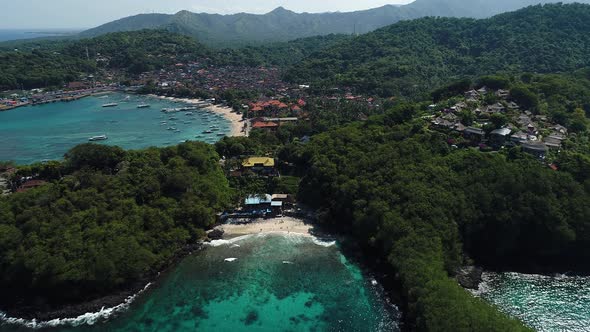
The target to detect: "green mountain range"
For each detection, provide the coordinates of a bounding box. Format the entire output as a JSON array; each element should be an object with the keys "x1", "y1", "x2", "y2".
[
  {"x1": 286, "y1": 3, "x2": 590, "y2": 98},
  {"x1": 79, "y1": 0, "x2": 589, "y2": 47}
]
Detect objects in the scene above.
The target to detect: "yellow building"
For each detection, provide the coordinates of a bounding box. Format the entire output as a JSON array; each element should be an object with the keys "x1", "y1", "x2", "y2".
[{"x1": 242, "y1": 157, "x2": 275, "y2": 168}]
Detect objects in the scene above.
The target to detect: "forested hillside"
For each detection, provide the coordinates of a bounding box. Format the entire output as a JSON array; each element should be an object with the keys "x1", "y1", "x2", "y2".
[
  {"x1": 78, "y1": 0, "x2": 588, "y2": 47},
  {"x1": 294, "y1": 109, "x2": 590, "y2": 330},
  {"x1": 0, "y1": 30, "x2": 205, "y2": 90},
  {"x1": 286, "y1": 4, "x2": 590, "y2": 98},
  {"x1": 0, "y1": 30, "x2": 348, "y2": 90},
  {"x1": 0, "y1": 142, "x2": 231, "y2": 310}
]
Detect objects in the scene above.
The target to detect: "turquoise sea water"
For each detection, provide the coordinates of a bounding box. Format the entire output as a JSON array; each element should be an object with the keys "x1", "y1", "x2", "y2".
[
  {"x1": 0, "y1": 93, "x2": 230, "y2": 164},
  {"x1": 475, "y1": 272, "x2": 590, "y2": 332},
  {"x1": 0, "y1": 234, "x2": 399, "y2": 332}
]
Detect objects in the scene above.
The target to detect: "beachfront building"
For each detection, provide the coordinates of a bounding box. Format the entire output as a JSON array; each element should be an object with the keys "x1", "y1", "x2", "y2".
[
  {"x1": 243, "y1": 194, "x2": 284, "y2": 217},
  {"x1": 251, "y1": 120, "x2": 280, "y2": 132}
]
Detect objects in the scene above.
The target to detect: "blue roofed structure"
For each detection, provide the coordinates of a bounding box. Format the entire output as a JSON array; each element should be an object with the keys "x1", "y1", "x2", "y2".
[{"x1": 244, "y1": 194, "x2": 272, "y2": 206}]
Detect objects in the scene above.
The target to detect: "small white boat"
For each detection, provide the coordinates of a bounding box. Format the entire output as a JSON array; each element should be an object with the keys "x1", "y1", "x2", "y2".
[
  {"x1": 102, "y1": 103, "x2": 118, "y2": 108},
  {"x1": 137, "y1": 104, "x2": 151, "y2": 109},
  {"x1": 89, "y1": 135, "x2": 108, "y2": 141}
]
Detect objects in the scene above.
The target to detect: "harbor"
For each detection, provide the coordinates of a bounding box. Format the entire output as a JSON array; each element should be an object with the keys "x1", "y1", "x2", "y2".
[{"x1": 0, "y1": 93, "x2": 233, "y2": 165}]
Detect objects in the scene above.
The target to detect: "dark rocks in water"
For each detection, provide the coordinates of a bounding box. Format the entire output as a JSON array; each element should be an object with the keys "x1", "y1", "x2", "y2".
[
  {"x1": 190, "y1": 305, "x2": 208, "y2": 319},
  {"x1": 456, "y1": 266, "x2": 483, "y2": 289},
  {"x1": 304, "y1": 300, "x2": 313, "y2": 307},
  {"x1": 297, "y1": 314, "x2": 311, "y2": 322},
  {"x1": 289, "y1": 314, "x2": 312, "y2": 325},
  {"x1": 143, "y1": 318, "x2": 154, "y2": 326},
  {"x1": 242, "y1": 310, "x2": 259, "y2": 326},
  {"x1": 207, "y1": 228, "x2": 224, "y2": 240}
]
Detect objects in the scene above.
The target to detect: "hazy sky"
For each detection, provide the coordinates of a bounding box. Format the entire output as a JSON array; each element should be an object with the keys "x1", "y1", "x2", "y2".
[{"x1": 0, "y1": 0, "x2": 414, "y2": 29}]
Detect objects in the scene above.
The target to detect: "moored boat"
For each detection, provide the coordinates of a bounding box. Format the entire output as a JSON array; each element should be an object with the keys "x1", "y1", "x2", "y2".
[
  {"x1": 89, "y1": 135, "x2": 108, "y2": 141},
  {"x1": 102, "y1": 103, "x2": 118, "y2": 108},
  {"x1": 137, "y1": 104, "x2": 151, "y2": 109}
]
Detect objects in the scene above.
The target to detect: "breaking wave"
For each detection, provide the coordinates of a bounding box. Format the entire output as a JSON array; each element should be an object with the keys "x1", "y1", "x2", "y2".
[{"x1": 0, "y1": 283, "x2": 152, "y2": 329}]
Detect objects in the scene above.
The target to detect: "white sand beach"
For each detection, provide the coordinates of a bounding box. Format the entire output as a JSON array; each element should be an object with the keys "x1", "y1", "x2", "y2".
[
  {"x1": 206, "y1": 103, "x2": 247, "y2": 137},
  {"x1": 220, "y1": 217, "x2": 313, "y2": 238},
  {"x1": 150, "y1": 95, "x2": 247, "y2": 137}
]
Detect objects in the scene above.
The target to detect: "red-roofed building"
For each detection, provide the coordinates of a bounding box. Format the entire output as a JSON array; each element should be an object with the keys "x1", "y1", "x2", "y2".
[
  {"x1": 297, "y1": 99, "x2": 306, "y2": 107},
  {"x1": 16, "y1": 180, "x2": 47, "y2": 193},
  {"x1": 67, "y1": 82, "x2": 88, "y2": 89},
  {"x1": 251, "y1": 121, "x2": 279, "y2": 132}
]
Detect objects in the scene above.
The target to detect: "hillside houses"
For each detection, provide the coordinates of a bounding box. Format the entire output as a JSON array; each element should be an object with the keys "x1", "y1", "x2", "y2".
[
  {"x1": 430, "y1": 86, "x2": 570, "y2": 159},
  {"x1": 138, "y1": 62, "x2": 294, "y2": 98}
]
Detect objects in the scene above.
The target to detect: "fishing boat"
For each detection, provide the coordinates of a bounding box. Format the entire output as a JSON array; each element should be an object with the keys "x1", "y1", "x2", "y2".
[
  {"x1": 203, "y1": 130, "x2": 213, "y2": 134},
  {"x1": 167, "y1": 127, "x2": 177, "y2": 131},
  {"x1": 137, "y1": 104, "x2": 151, "y2": 109},
  {"x1": 89, "y1": 135, "x2": 108, "y2": 141},
  {"x1": 102, "y1": 103, "x2": 118, "y2": 108}
]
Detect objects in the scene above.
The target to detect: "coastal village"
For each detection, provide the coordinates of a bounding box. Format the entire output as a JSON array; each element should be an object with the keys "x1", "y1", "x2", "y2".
[{"x1": 0, "y1": 53, "x2": 573, "y2": 203}]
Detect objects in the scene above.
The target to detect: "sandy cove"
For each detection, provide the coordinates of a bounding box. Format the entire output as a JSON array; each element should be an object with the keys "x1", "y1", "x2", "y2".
[
  {"x1": 149, "y1": 95, "x2": 247, "y2": 137},
  {"x1": 219, "y1": 217, "x2": 314, "y2": 239}
]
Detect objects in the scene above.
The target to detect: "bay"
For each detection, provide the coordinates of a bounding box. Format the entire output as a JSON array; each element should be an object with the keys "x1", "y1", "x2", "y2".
[
  {"x1": 0, "y1": 234, "x2": 400, "y2": 332},
  {"x1": 0, "y1": 93, "x2": 230, "y2": 164}
]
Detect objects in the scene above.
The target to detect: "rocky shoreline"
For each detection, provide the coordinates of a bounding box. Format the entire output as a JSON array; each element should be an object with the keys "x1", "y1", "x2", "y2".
[
  {"x1": 0, "y1": 242, "x2": 204, "y2": 323},
  {"x1": 455, "y1": 266, "x2": 484, "y2": 290}
]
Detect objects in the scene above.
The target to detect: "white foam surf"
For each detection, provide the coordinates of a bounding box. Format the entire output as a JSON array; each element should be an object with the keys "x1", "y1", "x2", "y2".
[
  {"x1": 0, "y1": 282, "x2": 152, "y2": 329},
  {"x1": 311, "y1": 237, "x2": 337, "y2": 247},
  {"x1": 207, "y1": 234, "x2": 256, "y2": 247}
]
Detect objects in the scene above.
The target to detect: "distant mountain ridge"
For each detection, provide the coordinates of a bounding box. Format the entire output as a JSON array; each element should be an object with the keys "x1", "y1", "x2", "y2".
[
  {"x1": 79, "y1": 0, "x2": 589, "y2": 47},
  {"x1": 285, "y1": 3, "x2": 590, "y2": 97}
]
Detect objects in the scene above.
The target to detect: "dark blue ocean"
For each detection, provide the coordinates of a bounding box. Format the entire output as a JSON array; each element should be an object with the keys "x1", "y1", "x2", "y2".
[{"x1": 0, "y1": 29, "x2": 78, "y2": 42}]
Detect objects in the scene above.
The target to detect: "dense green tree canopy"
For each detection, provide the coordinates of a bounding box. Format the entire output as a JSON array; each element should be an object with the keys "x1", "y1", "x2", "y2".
[
  {"x1": 0, "y1": 142, "x2": 231, "y2": 306},
  {"x1": 293, "y1": 111, "x2": 590, "y2": 330},
  {"x1": 286, "y1": 4, "x2": 590, "y2": 98}
]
